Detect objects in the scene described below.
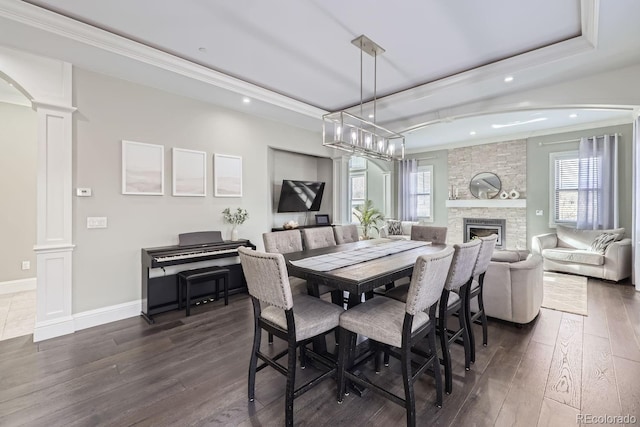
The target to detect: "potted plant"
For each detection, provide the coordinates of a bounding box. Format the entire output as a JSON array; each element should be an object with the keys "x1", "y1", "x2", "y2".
[
  {"x1": 353, "y1": 200, "x2": 384, "y2": 239},
  {"x1": 222, "y1": 207, "x2": 248, "y2": 241}
]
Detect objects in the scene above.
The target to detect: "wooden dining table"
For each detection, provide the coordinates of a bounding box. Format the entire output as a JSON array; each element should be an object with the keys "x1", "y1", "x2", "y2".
[{"x1": 283, "y1": 238, "x2": 449, "y2": 299}]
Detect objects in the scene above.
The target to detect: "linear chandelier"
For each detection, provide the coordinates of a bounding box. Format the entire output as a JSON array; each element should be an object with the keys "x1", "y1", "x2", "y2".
[{"x1": 322, "y1": 35, "x2": 405, "y2": 161}]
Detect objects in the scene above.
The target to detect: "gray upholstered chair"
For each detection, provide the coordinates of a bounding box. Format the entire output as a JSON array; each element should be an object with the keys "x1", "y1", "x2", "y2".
[
  {"x1": 337, "y1": 247, "x2": 454, "y2": 425},
  {"x1": 410, "y1": 225, "x2": 448, "y2": 244},
  {"x1": 238, "y1": 247, "x2": 343, "y2": 427},
  {"x1": 466, "y1": 234, "x2": 498, "y2": 363},
  {"x1": 263, "y1": 230, "x2": 307, "y2": 295},
  {"x1": 436, "y1": 239, "x2": 481, "y2": 394},
  {"x1": 301, "y1": 227, "x2": 336, "y2": 249},
  {"x1": 333, "y1": 224, "x2": 359, "y2": 244}
]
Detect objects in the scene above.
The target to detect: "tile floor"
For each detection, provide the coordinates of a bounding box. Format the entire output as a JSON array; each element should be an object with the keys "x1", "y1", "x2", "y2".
[{"x1": 0, "y1": 290, "x2": 36, "y2": 341}]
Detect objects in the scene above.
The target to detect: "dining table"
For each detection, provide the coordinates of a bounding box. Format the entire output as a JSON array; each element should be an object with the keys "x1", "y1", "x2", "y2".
[{"x1": 283, "y1": 238, "x2": 450, "y2": 355}]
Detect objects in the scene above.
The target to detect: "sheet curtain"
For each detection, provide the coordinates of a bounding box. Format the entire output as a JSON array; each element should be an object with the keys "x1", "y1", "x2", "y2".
[{"x1": 398, "y1": 158, "x2": 417, "y2": 221}]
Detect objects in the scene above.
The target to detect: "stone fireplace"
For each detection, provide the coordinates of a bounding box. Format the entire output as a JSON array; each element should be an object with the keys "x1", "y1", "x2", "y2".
[{"x1": 463, "y1": 218, "x2": 506, "y2": 249}]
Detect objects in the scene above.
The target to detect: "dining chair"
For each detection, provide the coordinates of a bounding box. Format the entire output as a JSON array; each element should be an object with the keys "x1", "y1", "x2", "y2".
[
  {"x1": 301, "y1": 226, "x2": 336, "y2": 249},
  {"x1": 263, "y1": 230, "x2": 308, "y2": 295},
  {"x1": 337, "y1": 246, "x2": 454, "y2": 427},
  {"x1": 466, "y1": 234, "x2": 498, "y2": 363},
  {"x1": 333, "y1": 224, "x2": 359, "y2": 244},
  {"x1": 410, "y1": 225, "x2": 448, "y2": 244},
  {"x1": 386, "y1": 239, "x2": 481, "y2": 395},
  {"x1": 238, "y1": 247, "x2": 343, "y2": 427}
]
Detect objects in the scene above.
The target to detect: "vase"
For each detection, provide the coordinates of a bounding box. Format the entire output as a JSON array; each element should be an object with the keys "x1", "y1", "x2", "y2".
[{"x1": 231, "y1": 226, "x2": 239, "y2": 241}]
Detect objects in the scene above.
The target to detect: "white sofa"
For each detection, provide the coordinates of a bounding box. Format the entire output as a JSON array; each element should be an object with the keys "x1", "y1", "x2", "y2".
[
  {"x1": 532, "y1": 225, "x2": 631, "y2": 282},
  {"x1": 379, "y1": 220, "x2": 418, "y2": 240},
  {"x1": 473, "y1": 250, "x2": 544, "y2": 325}
]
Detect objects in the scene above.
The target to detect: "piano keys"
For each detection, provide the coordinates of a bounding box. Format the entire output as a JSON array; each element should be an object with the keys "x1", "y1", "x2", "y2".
[{"x1": 141, "y1": 231, "x2": 256, "y2": 323}]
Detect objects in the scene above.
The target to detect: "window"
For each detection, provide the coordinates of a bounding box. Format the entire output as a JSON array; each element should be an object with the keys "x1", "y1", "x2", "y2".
[
  {"x1": 414, "y1": 165, "x2": 433, "y2": 221},
  {"x1": 550, "y1": 151, "x2": 578, "y2": 225}
]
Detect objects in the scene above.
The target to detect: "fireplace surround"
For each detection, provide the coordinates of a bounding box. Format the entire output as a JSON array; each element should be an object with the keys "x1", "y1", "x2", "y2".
[{"x1": 463, "y1": 218, "x2": 506, "y2": 249}]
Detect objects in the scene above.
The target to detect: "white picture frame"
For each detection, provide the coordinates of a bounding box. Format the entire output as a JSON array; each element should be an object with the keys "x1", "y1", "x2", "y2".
[
  {"x1": 122, "y1": 140, "x2": 164, "y2": 195},
  {"x1": 214, "y1": 154, "x2": 243, "y2": 197},
  {"x1": 172, "y1": 148, "x2": 206, "y2": 197}
]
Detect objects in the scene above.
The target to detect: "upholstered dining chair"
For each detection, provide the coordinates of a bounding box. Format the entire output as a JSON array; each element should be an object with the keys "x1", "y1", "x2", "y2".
[
  {"x1": 238, "y1": 247, "x2": 343, "y2": 427},
  {"x1": 466, "y1": 234, "x2": 498, "y2": 363},
  {"x1": 263, "y1": 230, "x2": 307, "y2": 295},
  {"x1": 301, "y1": 227, "x2": 336, "y2": 249},
  {"x1": 337, "y1": 246, "x2": 454, "y2": 426},
  {"x1": 410, "y1": 225, "x2": 448, "y2": 244},
  {"x1": 386, "y1": 239, "x2": 481, "y2": 395},
  {"x1": 333, "y1": 224, "x2": 359, "y2": 244}
]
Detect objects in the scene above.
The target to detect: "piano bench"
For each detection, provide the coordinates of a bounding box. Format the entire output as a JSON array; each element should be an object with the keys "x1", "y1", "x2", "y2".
[{"x1": 177, "y1": 267, "x2": 230, "y2": 317}]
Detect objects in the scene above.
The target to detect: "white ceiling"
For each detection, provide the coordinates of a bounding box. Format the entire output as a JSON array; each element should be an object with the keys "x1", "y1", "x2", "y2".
[{"x1": 3, "y1": 0, "x2": 640, "y2": 151}]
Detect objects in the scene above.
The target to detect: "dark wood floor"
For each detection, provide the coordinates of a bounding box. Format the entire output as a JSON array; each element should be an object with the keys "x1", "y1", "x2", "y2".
[{"x1": 1, "y1": 278, "x2": 639, "y2": 426}]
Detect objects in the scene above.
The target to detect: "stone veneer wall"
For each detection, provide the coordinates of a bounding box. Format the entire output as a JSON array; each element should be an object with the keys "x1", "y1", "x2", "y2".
[{"x1": 447, "y1": 140, "x2": 527, "y2": 250}]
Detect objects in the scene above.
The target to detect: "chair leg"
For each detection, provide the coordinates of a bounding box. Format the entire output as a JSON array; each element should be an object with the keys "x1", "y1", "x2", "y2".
[
  {"x1": 337, "y1": 328, "x2": 352, "y2": 403},
  {"x1": 466, "y1": 292, "x2": 476, "y2": 364},
  {"x1": 285, "y1": 337, "x2": 297, "y2": 427},
  {"x1": 248, "y1": 320, "x2": 261, "y2": 401},
  {"x1": 383, "y1": 350, "x2": 390, "y2": 367},
  {"x1": 428, "y1": 329, "x2": 443, "y2": 408},
  {"x1": 438, "y1": 319, "x2": 452, "y2": 395},
  {"x1": 478, "y1": 292, "x2": 488, "y2": 347},
  {"x1": 268, "y1": 333, "x2": 274, "y2": 344},
  {"x1": 458, "y1": 300, "x2": 471, "y2": 372},
  {"x1": 401, "y1": 338, "x2": 416, "y2": 427},
  {"x1": 300, "y1": 343, "x2": 307, "y2": 369}
]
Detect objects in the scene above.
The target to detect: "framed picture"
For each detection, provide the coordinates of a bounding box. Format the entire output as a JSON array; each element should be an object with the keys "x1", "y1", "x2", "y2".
[
  {"x1": 214, "y1": 154, "x2": 242, "y2": 197},
  {"x1": 172, "y1": 148, "x2": 206, "y2": 197},
  {"x1": 315, "y1": 214, "x2": 330, "y2": 226},
  {"x1": 122, "y1": 140, "x2": 164, "y2": 195}
]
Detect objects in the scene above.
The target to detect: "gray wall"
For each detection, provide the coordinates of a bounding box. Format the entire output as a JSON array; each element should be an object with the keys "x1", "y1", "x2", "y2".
[
  {"x1": 72, "y1": 68, "x2": 330, "y2": 312},
  {"x1": 0, "y1": 102, "x2": 36, "y2": 283},
  {"x1": 527, "y1": 123, "x2": 633, "y2": 245}
]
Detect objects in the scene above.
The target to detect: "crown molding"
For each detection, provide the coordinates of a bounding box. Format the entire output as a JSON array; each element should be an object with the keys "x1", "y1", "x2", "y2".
[{"x1": 0, "y1": 0, "x2": 327, "y2": 119}]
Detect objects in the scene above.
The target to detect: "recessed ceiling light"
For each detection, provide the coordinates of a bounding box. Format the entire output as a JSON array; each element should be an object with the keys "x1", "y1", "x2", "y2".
[
  {"x1": 368, "y1": 114, "x2": 374, "y2": 119},
  {"x1": 504, "y1": 76, "x2": 514, "y2": 83},
  {"x1": 469, "y1": 131, "x2": 476, "y2": 136},
  {"x1": 242, "y1": 97, "x2": 251, "y2": 104},
  {"x1": 569, "y1": 113, "x2": 578, "y2": 118},
  {"x1": 491, "y1": 117, "x2": 547, "y2": 129}
]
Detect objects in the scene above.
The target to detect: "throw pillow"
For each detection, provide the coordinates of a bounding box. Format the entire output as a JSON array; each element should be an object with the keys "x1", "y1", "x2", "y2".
[
  {"x1": 387, "y1": 220, "x2": 403, "y2": 236},
  {"x1": 589, "y1": 232, "x2": 619, "y2": 254}
]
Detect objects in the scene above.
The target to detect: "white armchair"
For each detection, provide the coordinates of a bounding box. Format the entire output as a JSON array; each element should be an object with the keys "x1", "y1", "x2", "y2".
[{"x1": 532, "y1": 225, "x2": 631, "y2": 282}]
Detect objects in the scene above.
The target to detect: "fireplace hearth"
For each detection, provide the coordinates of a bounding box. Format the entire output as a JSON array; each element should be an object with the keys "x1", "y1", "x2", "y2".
[{"x1": 463, "y1": 218, "x2": 505, "y2": 249}]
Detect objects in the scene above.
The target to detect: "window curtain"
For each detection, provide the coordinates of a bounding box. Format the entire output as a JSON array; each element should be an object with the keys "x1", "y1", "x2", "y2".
[
  {"x1": 398, "y1": 158, "x2": 417, "y2": 221},
  {"x1": 577, "y1": 134, "x2": 619, "y2": 229}
]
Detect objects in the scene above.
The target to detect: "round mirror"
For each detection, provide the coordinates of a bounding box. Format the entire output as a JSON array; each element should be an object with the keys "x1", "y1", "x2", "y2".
[{"x1": 469, "y1": 172, "x2": 501, "y2": 199}]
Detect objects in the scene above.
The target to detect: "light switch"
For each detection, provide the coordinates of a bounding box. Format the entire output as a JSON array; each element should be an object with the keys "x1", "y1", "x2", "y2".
[
  {"x1": 535, "y1": 210, "x2": 544, "y2": 216},
  {"x1": 87, "y1": 217, "x2": 107, "y2": 228}
]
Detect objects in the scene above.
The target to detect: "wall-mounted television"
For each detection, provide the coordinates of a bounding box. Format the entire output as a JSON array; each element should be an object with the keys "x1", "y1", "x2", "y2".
[{"x1": 277, "y1": 180, "x2": 325, "y2": 212}]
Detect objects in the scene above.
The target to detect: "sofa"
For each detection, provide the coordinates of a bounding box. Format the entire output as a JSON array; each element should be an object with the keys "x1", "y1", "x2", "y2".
[
  {"x1": 379, "y1": 220, "x2": 419, "y2": 240},
  {"x1": 472, "y1": 250, "x2": 544, "y2": 325},
  {"x1": 532, "y1": 225, "x2": 631, "y2": 282}
]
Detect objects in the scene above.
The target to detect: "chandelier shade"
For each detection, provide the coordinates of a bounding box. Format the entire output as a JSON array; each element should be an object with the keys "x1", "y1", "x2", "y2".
[{"x1": 322, "y1": 35, "x2": 405, "y2": 161}]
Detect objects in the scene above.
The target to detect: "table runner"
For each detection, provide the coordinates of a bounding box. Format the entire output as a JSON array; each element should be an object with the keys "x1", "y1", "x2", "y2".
[{"x1": 289, "y1": 240, "x2": 429, "y2": 272}]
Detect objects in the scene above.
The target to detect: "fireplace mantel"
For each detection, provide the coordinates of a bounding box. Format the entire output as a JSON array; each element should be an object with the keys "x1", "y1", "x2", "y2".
[{"x1": 445, "y1": 199, "x2": 526, "y2": 208}]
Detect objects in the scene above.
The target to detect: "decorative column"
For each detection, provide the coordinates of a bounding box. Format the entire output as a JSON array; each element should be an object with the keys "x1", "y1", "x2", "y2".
[
  {"x1": 32, "y1": 101, "x2": 76, "y2": 341},
  {"x1": 332, "y1": 156, "x2": 350, "y2": 225}
]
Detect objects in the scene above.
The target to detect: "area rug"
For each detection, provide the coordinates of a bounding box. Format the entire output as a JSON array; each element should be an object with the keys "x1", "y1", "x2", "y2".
[{"x1": 542, "y1": 272, "x2": 588, "y2": 316}]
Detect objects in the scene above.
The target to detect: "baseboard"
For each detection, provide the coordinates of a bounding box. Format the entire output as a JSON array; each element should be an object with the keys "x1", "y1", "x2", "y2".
[
  {"x1": 74, "y1": 300, "x2": 142, "y2": 332},
  {"x1": 0, "y1": 277, "x2": 37, "y2": 295},
  {"x1": 33, "y1": 316, "x2": 75, "y2": 342}
]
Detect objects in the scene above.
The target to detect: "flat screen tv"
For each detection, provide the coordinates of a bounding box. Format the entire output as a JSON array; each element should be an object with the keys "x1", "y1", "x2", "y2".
[{"x1": 277, "y1": 180, "x2": 325, "y2": 212}]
